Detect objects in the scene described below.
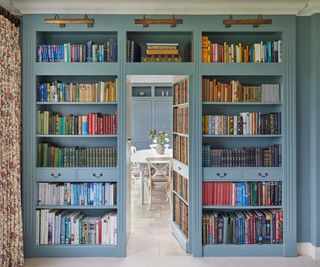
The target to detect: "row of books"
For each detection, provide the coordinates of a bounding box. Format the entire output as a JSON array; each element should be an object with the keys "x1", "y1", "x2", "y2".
[
  {"x1": 203, "y1": 112, "x2": 281, "y2": 135},
  {"x1": 202, "y1": 145, "x2": 282, "y2": 167},
  {"x1": 37, "y1": 144, "x2": 117, "y2": 167},
  {"x1": 173, "y1": 107, "x2": 189, "y2": 134},
  {"x1": 126, "y1": 40, "x2": 141, "y2": 62},
  {"x1": 37, "y1": 111, "x2": 117, "y2": 135},
  {"x1": 36, "y1": 210, "x2": 117, "y2": 245},
  {"x1": 202, "y1": 182, "x2": 282, "y2": 206},
  {"x1": 173, "y1": 171, "x2": 188, "y2": 202},
  {"x1": 202, "y1": 37, "x2": 282, "y2": 63},
  {"x1": 173, "y1": 135, "x2": 188, "y2": 165},
  {"x1": 202, "y1": 79, "x2": 280, "y2": 103},
  {"x1": 173, "y1": 195, "x2": 189, "y2": 238},
  {"x1": 37, "y1": 80, "x2": 118, "y2": 103},
  {"x1": 37, "y1": 40, "x2": 117, "y2": 62},
  {"x1": 174, "y1": 78, "x2": 189, "y2": 105},
  {"x1": 38, "y1": 182, "x2": 117, "y2": 206},
  {"x1": 142, "y1": 55, "x2": 182, "y2": 62},
  {"x1": 202, "y1": 209, "x2": 283, "y2": 245}
]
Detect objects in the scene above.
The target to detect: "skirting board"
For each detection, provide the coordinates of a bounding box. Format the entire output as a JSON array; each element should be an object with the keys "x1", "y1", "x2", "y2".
[{"x1": 297, "y1": 242, "x2": 320, "y2": 260}]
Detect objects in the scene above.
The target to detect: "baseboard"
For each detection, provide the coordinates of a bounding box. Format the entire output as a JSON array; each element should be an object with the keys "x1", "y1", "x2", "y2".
[{"x1": 297, "y1": 242, "x2": 320, "y2": 260}]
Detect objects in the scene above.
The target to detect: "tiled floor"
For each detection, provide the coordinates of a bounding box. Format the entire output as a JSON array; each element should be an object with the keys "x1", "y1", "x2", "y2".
[
  {"x1": 24, "y1": 178, "x2": 320, "y2": 267},
  {"x1": 127, "y1": 179, "x2": 188, "y2": 257}
]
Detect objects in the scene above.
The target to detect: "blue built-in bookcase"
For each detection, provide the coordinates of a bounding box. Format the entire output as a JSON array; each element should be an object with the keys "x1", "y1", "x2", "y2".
[{"x1": 22, "y1": 15, "x2": 296, "y2": 257}]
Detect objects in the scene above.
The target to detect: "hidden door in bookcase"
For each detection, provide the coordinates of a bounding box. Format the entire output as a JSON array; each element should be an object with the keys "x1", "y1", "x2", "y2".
[{"x1": 172, "y1": 77, "x2": 191, "y2": 252}]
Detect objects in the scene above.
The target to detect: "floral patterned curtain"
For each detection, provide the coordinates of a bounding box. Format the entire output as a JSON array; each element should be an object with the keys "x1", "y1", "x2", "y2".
[{"x1": 0, "y1": 14, "x2": 24, "y2": 267}]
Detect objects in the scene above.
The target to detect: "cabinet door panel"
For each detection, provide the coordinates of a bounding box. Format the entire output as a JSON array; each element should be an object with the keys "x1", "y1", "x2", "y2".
[
  {"x1": 131, "y1": 100, "x2": 152, "y2": 149},
  {"x1": 155, "y1": 100, "x2": 173, "y2": 133}
]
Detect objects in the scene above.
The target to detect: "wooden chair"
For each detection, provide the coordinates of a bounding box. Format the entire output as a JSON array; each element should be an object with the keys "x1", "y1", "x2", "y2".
[{"x1": 145, "y1": 157, "x2": 172, "y2": 210}]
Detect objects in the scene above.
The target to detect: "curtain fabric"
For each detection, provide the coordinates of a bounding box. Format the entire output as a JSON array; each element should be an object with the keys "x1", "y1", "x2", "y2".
[{"x1": 0, "y1": 15, "x2": 24, "y2": 267}]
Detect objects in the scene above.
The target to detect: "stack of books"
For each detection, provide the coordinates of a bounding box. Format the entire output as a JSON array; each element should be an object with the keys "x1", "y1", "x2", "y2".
[{"x1": 143, "y1": 43, "x2": 181, "y2": 62}]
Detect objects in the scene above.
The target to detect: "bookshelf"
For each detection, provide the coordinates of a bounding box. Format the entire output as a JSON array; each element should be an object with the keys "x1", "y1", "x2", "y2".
[
  {"x1": 22, "y1": 19, "x2": 127, "y2": 256},
  {"x1": 197, "y1": 26, "x2": 295, "y2": 257},
  {"x1": 22, "y1": 15, "x2": 295, "y2": 258}
]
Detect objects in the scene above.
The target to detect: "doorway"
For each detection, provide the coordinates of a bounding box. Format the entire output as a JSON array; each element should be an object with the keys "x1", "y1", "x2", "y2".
[{"x1": 126, "y1": 75, "x2": 189, "y2": 256}]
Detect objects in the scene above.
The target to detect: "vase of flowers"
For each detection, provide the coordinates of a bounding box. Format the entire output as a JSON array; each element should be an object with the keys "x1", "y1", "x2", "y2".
[{"x1": 149, "y1": 129, "x2": 170, "y2": 155}]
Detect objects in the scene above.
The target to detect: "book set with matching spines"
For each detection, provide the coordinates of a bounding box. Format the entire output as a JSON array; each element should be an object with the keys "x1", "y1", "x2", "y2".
[
  {"x1": 36, "y1": 210, "x2": 117, "y2": 245},
  {"x1": 173, "y1": 78, "x2": 188, "y2": 105},
  {"x1": 202, "y1": 145, "x2": 281, "y2": 167},
  {"x1": 202, "y1": 182, "x2": 282, "y2": 206},
  {"x1": 173, "y1": 171, "x2": 188, "y2": 203},
  {"x1": 38, "y1": 182, "x2": 117, "y2": 206},
  {"x1": 37, "y1": 39, "x2": 117, "y2": 63},
  {"x1": 202, "y1": 209, "x2": 283, "y2": 245},
  {"x1": 203, "y1": 112, "x2": 281, "y2": 136},
  {"x1": 202, "y1": 79, "x2": 280, "y2": 103},
  {"x1": 173, "y1": 194, "x2": 189, "y2": 238},
  {"x1": 202, "y1": 36, "x2": 282, "y2": 63},
  {"x1": 173, "y1": 107, "x2": 188, "y2": 134},
  {"x1": 37, "y1": 80, "x2": 117, "y2": 103},
  {"x1": 37, "y1": 144, "x2": 117, "y2": 168},
  {"x1": 37, "y1": 111, "x2": 117, "y2": 136},
  {"x1": 173, "y1": 135, "x2": 188, "y2": 166}
]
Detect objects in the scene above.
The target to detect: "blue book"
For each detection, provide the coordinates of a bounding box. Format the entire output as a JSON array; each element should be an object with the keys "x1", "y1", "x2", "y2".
[{"x1": 112, "y1": 40, "x2": 117, "y2": 62}]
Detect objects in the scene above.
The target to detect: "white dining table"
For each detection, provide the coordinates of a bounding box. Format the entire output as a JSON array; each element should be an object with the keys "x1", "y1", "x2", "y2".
[{"x1": 131, "y1": 148, "x2": 173, "y2": 204}]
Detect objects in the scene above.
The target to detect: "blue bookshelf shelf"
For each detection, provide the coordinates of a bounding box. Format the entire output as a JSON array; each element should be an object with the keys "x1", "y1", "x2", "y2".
[
  {"x1": 34, "y1": 62, "x2": 119, "y2": 75},
  {"x1": 36, "y1": 205, "x2": 118, "y2": 210},
  {"x1": 202, "y1": 205, "x2": 283, "y2": 210},
  {"x1": 36, "y1": 135, "x2": 117, "y2": 138},
  {"x1": 36, "y1": 102, "x2": 118, "y2": 105},
  {"x1": 202, "y1": 102, "x2": 282, "y2": 105},
  {"x1": 202, "y1": 134, "x2": 282, "y2": 138},
  {"x1": 200, "y1": 63, "x2": 284, "y2": 76}
]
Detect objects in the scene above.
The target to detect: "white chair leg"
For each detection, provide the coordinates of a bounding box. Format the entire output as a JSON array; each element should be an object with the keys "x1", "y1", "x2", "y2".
[{"x1": 148, "y1": 183, "x2": 152, "y2": 210}]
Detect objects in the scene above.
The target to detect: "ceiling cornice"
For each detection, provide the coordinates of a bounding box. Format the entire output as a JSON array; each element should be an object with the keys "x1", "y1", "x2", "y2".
[
  {"x1": 9, "y1": 0, "x2": 320, "y2": 16},
  {"x1": 0, "y1": 0, "x2": 20, "y2": 15}
]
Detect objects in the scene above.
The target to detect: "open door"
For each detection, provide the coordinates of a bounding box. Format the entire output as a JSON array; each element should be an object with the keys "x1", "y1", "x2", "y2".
[{"x1": 171, "y1": 76, "x2": 190, "y2": 252}]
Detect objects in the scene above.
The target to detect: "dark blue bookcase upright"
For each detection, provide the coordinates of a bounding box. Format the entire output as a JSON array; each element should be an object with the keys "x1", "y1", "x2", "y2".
[{"x1": 22, "y1": 15, "x2": 296, "y2": 257}]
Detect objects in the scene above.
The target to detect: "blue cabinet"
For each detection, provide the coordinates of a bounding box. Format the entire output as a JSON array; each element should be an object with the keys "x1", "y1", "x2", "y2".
[{"x1": 130, "y1": 84, "x2": 172, "y2": 150}]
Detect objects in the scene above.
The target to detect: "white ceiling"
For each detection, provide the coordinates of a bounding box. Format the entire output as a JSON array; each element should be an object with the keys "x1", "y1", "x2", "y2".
[{"x1": 3, "y1": 0, "x2": 320, "y2": 15}]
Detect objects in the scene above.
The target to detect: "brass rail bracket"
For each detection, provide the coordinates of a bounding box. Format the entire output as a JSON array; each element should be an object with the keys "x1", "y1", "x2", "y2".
[
  {"x1": 223, "y1": 15, "x2": 272, "y2": 28},
  {"x1": 44, "y1": 15, "x2": 94, "y2": 28},
  {"x1": 135, "y1": 15, "x2": 183, "y2": 28}
]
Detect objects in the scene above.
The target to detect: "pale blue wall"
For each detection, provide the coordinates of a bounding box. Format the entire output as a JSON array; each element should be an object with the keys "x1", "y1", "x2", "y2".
[{"x1": 296, "y1": 14, "x2": 320, "y2": 246}]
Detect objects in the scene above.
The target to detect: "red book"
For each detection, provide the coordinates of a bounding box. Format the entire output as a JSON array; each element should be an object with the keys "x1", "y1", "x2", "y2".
[{"x1": 88, "y1": 113, "x2": 92, "y2": 135}]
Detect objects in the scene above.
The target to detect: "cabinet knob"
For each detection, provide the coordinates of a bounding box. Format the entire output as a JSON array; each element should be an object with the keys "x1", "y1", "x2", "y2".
[
  {"x1": 258, "y1": 172, "x2": 269, "y2": 177},
  {"x1": 93, "y1": 173, "x2": 103, "y2": 178},
  {"x1": 50, "y1": 173, "x2": 61, "y2": 178},
  {"x1": 217, "y1": 172, "x2": 227, "y2": 178}
]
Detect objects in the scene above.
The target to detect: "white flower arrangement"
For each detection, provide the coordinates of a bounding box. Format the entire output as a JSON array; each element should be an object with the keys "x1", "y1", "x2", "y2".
[{"x1": 149, "y1": 129, "x2": 170, "y2": 145}]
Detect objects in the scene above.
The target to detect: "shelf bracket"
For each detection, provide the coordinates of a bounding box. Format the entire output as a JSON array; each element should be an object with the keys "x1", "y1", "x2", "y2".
[
  {"x1": 44, "y1": 15, "x2": 94, "y2": 28},
  {"x1": 135, "y1": 15, "x2": 183, "y2": 28},
  {"x1": 223, "y1": 15, "x2": 272, "y2": 28}
]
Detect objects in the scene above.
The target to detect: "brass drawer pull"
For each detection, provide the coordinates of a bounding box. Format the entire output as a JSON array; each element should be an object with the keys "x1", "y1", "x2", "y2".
[
  {"x1": 50, "y1": 173, "x2": 61, "y2": 178},
  {"x1": 217, "y1": 172, "x2": 227, "y2": 178}
]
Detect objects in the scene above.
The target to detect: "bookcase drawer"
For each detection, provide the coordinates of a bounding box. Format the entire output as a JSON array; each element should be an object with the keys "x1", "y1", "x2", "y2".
[
  {"x1": 172, "y1": 159, "x2": 188, "y2": 179},
  {"x1": 243, "y1": 168, "x2": 283, "y2": 181},
  {"x1": 203, "y1": 168, "x2": 243, "y2": 181},
  {"x1": 77, "y1": 168, "x2": 118, "y2": 181},
  {"x1": 36, "y1": 168, "x2": 76, "y2": 181}
]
